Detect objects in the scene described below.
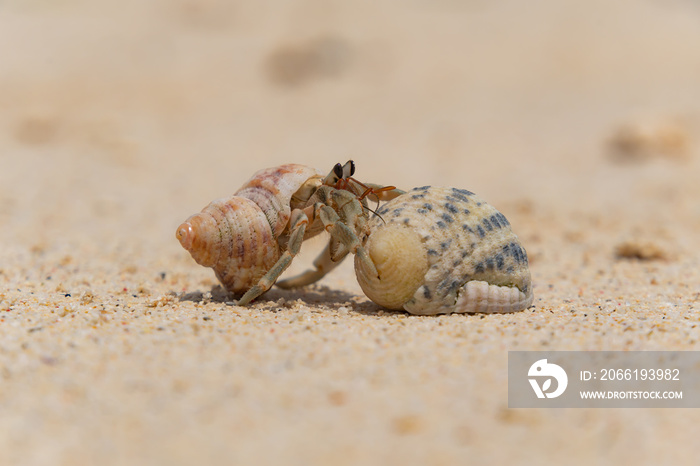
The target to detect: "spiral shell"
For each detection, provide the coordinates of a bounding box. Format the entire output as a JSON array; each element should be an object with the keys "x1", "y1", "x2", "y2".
[
  {"x1": 235, "y1": 164, "x2": 323, "y2": 237},
  {"x1": 176, "y1": 164, "x2": 322, "y2": 295},
  {"x1": 354, "y1": 186, "x2": 533, "y2": 315}
]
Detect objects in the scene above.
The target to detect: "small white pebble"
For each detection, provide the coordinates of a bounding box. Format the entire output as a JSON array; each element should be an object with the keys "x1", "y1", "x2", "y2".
[{"x1": 337, "y1": 306, "x2": 349, "y2": 314}]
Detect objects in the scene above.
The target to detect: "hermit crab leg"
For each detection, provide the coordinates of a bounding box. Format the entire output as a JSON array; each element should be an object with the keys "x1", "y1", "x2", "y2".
[
  {"x1": 277, "y1": 189, "x2": 379, "y2": 289},
  {"x1": 319, "y1": 201, "x2": 378, "y2": 278},
  {"x1": 237, "y1": 208, "x2": 310, "y2": 305},
  {"x1": 275, "y1": 242, "x2": 349, "y2": 289}
]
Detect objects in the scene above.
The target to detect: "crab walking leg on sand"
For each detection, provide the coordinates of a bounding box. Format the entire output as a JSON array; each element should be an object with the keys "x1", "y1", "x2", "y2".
[
  {"x1": 237, "y1": 207, "x2": 311, "y2": 305},
  {"x1": 275, "y1": 243, "x2": 342, "y2": 289},
  {"x1": 177, "y1": 161, "x2": 400, "y2": 304},
  {"x1": 238, "y1": 180, "x2": 376, "y2": 306},
  {"x1": 277, "y1": 189, "x2": 381, "y2": 289}
]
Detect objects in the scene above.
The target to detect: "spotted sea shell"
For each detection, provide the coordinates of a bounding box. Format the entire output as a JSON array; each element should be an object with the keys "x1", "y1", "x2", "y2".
[{"x1": 354, "y1": 186, "x2": 533, "y2": 315}]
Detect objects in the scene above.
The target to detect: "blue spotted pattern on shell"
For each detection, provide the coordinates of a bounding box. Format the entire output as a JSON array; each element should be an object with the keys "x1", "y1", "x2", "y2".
[{"x1": 354, "y1": 186, "x2": 533, "y2": 315}]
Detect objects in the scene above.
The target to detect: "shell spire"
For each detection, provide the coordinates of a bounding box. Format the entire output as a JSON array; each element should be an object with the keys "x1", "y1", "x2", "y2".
[
  {"x1": 177, "y1": 196, "x2": 280, "y2": 294},
  {"x1": 176, "y1": 163, "x2": 323, "y2": 297}
]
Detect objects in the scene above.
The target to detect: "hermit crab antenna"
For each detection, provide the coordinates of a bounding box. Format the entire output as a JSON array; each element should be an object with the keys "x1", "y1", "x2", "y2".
[
  {"x1": 366, "y1": 204, "x2": 388, "y2": 224},
  {"x1": 356, "y1": 184, "x2": 397, "y2": 202}
]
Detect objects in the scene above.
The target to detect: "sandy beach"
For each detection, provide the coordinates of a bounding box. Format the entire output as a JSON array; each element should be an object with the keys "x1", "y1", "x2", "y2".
[{"x1": 2, "y1": 1, "x2": 700, "y2": 464}]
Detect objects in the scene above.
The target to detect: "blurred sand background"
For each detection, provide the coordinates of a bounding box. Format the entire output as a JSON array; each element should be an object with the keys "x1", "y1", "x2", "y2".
[{"x1": 2, "y1": 0, "x2": 700, "y2": 464}]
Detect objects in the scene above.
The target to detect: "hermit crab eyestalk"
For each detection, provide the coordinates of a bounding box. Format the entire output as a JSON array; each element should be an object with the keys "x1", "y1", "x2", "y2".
[
  {"x1": 344, "y1": 160, "x2": 355, "y2": 177},
  {"x1": 176, "y1": 213, "x2": 220, "y2": 268},
  {"x1": 325, "y1": 160, "x2": 356, "y2": 186}
]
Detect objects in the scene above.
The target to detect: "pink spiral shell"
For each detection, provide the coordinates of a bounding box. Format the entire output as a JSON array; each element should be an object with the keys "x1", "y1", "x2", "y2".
[
  {"x1": 236, "y1": 164, "x2": 322, "y2": 237},
  {"x1": 176, "y1": 164, "x2": 322, "y2": 294}
]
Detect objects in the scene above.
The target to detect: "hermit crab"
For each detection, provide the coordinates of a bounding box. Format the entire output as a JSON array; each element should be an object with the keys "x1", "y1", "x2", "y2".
[
  {"x1": 354, "y1": 186, "x2": 533, "y2": 315},
  {"x1": 176, "y1": 161, "x2": 403, "y2": 305}
]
